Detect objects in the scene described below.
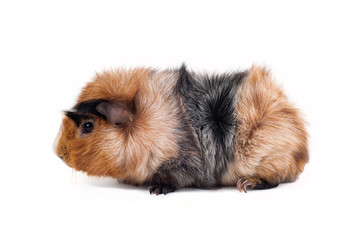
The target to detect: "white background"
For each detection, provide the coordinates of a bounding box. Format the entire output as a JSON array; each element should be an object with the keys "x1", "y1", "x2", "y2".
[{"x1": 1, "y1": 0, "x2": 359, "y2": 239}]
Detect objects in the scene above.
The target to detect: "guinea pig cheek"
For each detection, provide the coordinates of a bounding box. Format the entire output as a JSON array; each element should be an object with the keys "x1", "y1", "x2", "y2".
[{"x1": 69, "y1": 122, "x2": 114, "y2": 175}]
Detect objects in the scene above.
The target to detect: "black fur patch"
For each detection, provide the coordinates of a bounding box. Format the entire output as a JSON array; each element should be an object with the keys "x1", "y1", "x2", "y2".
[
  {"x1": 176, "y1": 64, "x2": 246, "y2": 185},
  {"x1": 74, "y1": 99, "x2": 108, "y2": 119},
  {"x1": 65, "y1": 100, "x2": 108, "y2": 127},
  {"x1": 65, "y1": 111, "x2": 91, "y2": 127},
  {"x1": 149, "y1": 65, "x2": 246, "y2": 191}
]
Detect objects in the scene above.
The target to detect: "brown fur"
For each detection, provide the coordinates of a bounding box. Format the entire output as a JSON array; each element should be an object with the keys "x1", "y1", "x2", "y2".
[
  {"x1": 56, "y1": 68, "x2": 181, "y2": 184},
  {"x1": 221, "y1": 65, "x2": 309, "y2": 186}
]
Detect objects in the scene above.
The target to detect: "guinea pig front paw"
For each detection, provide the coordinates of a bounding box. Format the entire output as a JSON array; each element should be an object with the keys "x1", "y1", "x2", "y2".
[
  {"x1": 236, "y1": 178, "x2": 279, "y2": 193},
  {"x1": 148, "y1": 184, "x2": 176, "y2": 195}
]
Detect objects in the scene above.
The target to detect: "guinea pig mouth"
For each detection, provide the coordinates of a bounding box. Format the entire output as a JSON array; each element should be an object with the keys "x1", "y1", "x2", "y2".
[{"x1": 57, "y1": 154, "x2": 73, "y2": 168}]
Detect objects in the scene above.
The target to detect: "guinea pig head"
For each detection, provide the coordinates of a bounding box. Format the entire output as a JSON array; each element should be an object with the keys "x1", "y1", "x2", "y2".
[
  {"x1": 54, "y1": 68, "x2": 181, "y2": 184},
  {"x1": 55, "y1": 99, "x2": 134, "y2": 177}
]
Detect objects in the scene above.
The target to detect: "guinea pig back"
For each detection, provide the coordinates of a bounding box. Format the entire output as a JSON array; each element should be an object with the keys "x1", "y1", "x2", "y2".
[{"x1": 54, "y1": 65, "x2": 309, "y2": 195}]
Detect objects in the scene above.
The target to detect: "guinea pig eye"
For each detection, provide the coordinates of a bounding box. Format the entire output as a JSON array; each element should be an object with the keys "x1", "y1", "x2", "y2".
[{"x1": 81, "y1": 121, "x2": 94, "y2": 134}]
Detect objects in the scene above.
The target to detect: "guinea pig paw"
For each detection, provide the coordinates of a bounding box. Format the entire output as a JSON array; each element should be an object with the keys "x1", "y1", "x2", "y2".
[
  {"x1": 236, "y1": 178, "x2": 262, "y2": 193},
  {"x1": 148, "y1": 185, "x2": 176, "y2": 195}
]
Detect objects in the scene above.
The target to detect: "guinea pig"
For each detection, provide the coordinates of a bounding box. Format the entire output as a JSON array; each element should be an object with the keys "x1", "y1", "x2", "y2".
[{"x1": 54, "y1": 64, "x2": 309, "y2": 195}]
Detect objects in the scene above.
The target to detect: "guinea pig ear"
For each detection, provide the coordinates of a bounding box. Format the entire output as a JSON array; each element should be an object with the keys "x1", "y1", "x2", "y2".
[{"x1": 95, "y1": 101, "x2": 131, "y2": 125}]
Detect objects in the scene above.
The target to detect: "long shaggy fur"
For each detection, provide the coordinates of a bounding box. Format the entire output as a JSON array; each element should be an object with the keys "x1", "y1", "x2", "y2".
[{"x1": 55, "y1": 64, "x2": 309, "y2": 194}]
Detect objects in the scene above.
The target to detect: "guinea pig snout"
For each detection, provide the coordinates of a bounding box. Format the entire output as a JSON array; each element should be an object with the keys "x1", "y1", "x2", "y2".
[
  {"x1": 53, "y1": 135, "x2": 73, "y2": 167},
  {"x1": 53, "y1": 121, "x2": 73, "y2": 167},
  {"x1": 57, "y1": 153, "x2": 73, "y2": 167}
]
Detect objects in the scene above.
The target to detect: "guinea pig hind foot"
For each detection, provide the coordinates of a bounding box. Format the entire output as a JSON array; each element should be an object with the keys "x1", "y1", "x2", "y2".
[{"x1": 236, "y1": 178, "x2": 279, "y2": 193}]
